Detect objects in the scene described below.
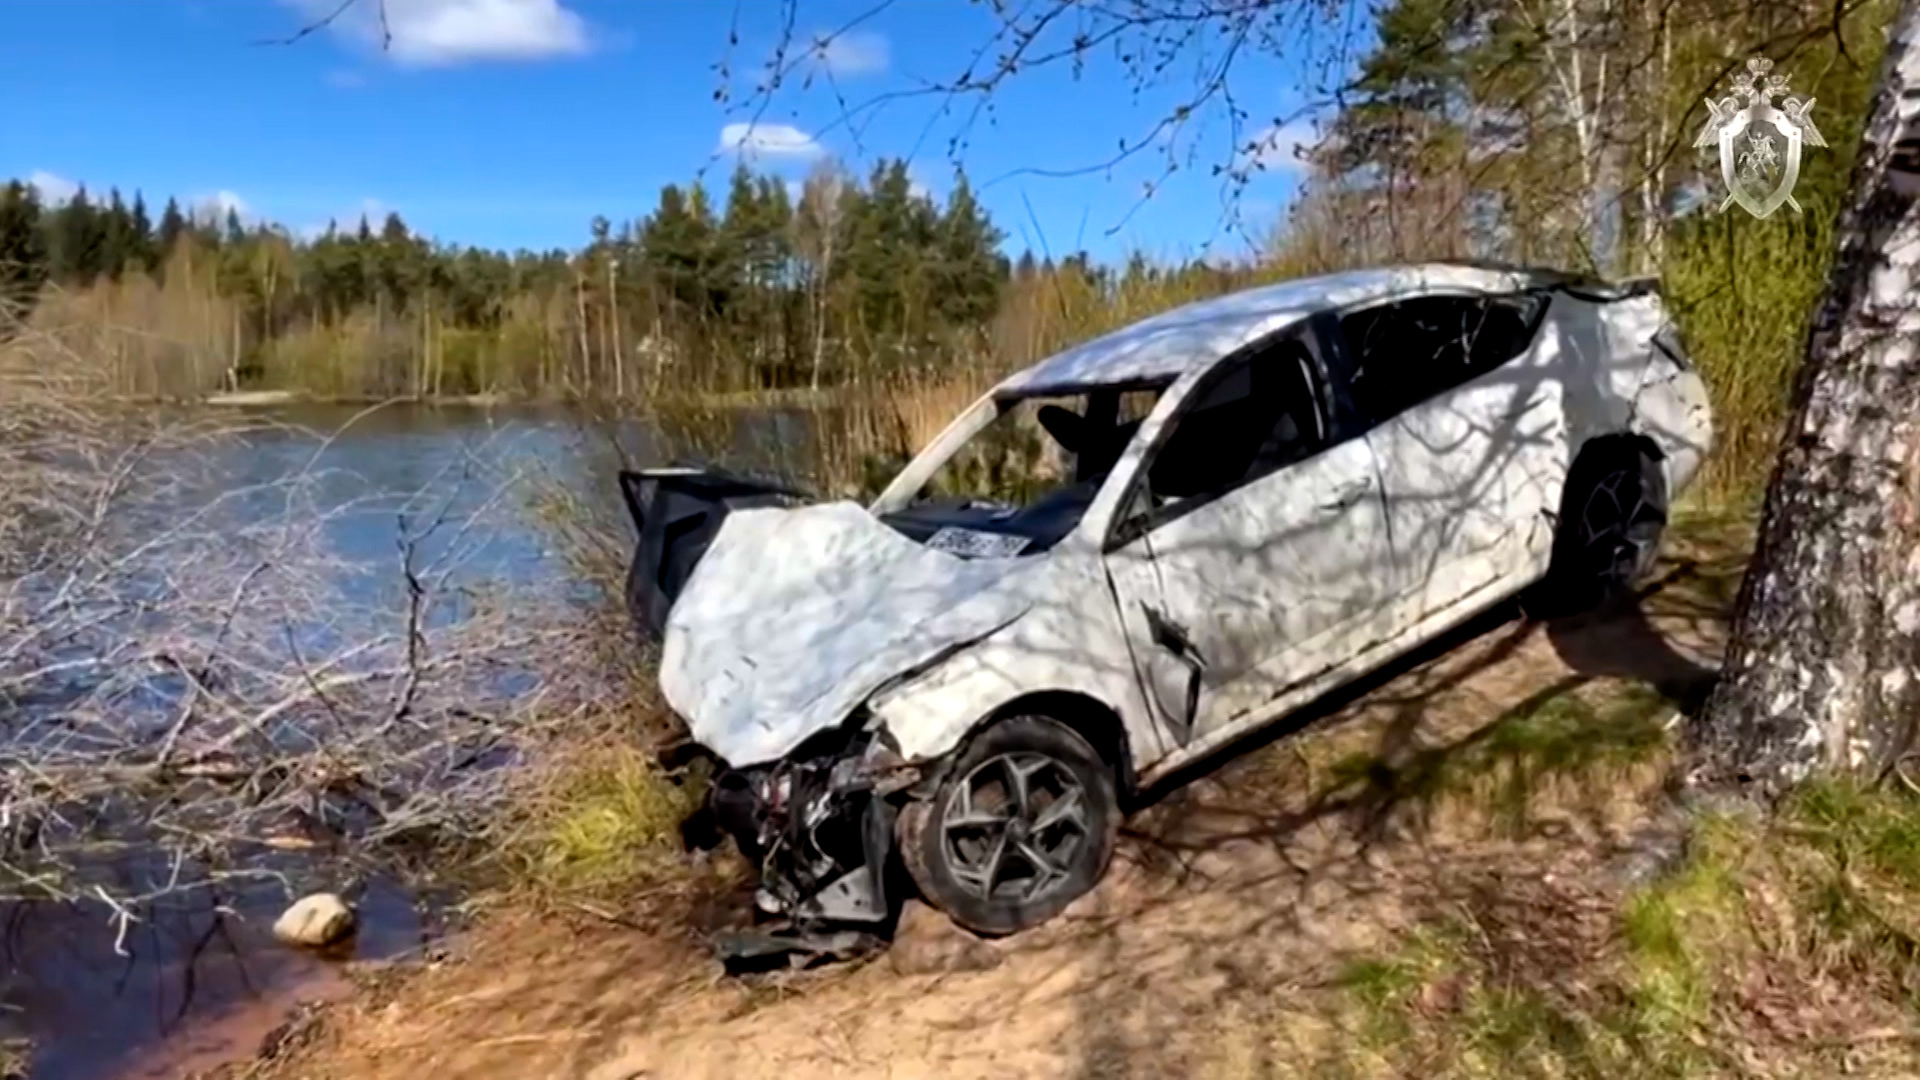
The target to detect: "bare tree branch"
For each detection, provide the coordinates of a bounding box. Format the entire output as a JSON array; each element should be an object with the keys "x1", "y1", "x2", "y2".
[
  {"x1": 0, "y1": 303, "x2": 644, "y2": 922},
  {"x1": 257, "y1": 0, "x2": 391, "y2": 51}
]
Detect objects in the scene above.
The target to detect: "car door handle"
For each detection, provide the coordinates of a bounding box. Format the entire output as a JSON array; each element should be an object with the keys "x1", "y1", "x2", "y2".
[{"x1": 1319, "y1": 479, "x2": 1373, "y2": 512}]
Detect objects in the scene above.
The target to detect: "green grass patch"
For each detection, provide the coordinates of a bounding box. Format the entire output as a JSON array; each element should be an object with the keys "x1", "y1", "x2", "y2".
[
  {"x1": 1775, "y1": 779, "x2": 1920, "y2": 998},
  {"x1": 1330, "y1": 916, "x2": 1682, "y2": 1079},
  {"x1": 1329, "y1": 779, "x2": 1920, "y2": 1079},
  {"x1": 1336, "y1": 924, "x2": 1467, "y2": 1046},
  {"x1": 503, "y1": 739, "x2": 709, "y2": 901},
  {"x1": 1620, "y1": 814, "x2": 1751, "y2": 1039}
]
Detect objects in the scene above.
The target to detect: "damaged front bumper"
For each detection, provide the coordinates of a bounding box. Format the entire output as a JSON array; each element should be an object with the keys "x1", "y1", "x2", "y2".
[{"x1": 706, "y1": 726, "x2": 924, "y2": 927}]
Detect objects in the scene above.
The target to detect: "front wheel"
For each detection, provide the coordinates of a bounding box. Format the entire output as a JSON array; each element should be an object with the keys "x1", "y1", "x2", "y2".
[
  {"x1": 900, "y1": 716, "x2": 1120, "y2": 937},
  {"x1": 1528, "y1": 447, "x2": 1668, "y2": 618}
]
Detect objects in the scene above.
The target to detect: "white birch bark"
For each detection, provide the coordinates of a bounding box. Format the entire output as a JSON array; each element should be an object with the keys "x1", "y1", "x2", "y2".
[
  {"x1": 1522, "y1": 0, "x2": 1618, "y2": 262},
  {"x1": 1690, "y1": 0, "x2": 1920, "y2": 795}
]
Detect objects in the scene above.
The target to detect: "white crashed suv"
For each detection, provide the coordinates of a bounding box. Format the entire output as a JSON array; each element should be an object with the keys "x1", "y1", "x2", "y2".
[{"x1": 621, "y1": 262, "x2": 1713, "y2": 940}]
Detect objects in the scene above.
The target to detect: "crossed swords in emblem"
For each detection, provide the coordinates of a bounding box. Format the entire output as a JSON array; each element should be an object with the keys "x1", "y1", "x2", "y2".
[{"x1": 1695, "y1": 57, "x2": 1828, "y2": 216}]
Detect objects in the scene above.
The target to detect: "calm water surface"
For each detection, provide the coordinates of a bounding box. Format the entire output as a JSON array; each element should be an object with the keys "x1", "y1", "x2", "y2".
[{"x1": 3, "y1": 402, "x2": 808, "y2": 1080}]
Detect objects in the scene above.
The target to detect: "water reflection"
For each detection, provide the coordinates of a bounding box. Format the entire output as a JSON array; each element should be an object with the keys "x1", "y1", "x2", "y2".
[
  {"x1": 3, "y1": 876, "x2": 429, "y2": 1080},
  {"x1": 5, "y1": 401, "x2": 813, "y2": 1080}
]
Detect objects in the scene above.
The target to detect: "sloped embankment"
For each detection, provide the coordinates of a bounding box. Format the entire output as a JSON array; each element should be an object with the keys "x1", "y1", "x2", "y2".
[{"x1": 216, "y1": 517, "x2": 1920, "y2": 1080}]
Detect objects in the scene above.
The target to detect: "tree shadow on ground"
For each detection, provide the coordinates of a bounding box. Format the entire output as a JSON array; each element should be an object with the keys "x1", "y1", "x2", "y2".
[
  {"x1": 237, "y1": 531, "x2": 1754, "y2": 1080},
  {"x1": 1050, "y1": 537, "x2": 1749, "y2": 1080}
]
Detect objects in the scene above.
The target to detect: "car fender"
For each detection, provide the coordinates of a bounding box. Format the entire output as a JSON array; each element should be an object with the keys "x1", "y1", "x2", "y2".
[
  {"x1": 864, "y1": 565, "x2": 1163, "y2": 770},
  {"x1": 1585, "y1": 294, "x2": 1715, "y2": 498},
  {"x1": 1550, "y1": 291, "x2": 1714, "y2": 502}
]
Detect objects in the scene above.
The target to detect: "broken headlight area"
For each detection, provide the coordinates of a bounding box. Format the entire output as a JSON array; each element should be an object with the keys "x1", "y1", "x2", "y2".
[{"x1": 707, "y1": 726, "x2": 922, "y2": 929}]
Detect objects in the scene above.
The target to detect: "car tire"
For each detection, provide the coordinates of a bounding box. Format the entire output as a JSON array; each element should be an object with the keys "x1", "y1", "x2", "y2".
[
  {"x1": 899, "y1": 715, "x2": 1121, "y2": 937},
  {"x1": 1527, "y1": 444, "x2": 1668, "y2": 618}
]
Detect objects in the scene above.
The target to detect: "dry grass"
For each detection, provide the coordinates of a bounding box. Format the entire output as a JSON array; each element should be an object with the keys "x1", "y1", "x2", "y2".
[
  {"x1": 1312, "y1": 781, "x2": 1920, "y2": 1080},
  {"x1": 644, "y1": 369, "x2": 1002, "y2": 500},
  {"x1": 0, "y1": 312, "x2": 647, "y2": 919},
  {"x1": 1313, "y1": 683, "x2": 1678, "y2": 842},
  {"x1": 22, "y1": 273, "x2": 242, "y2": 400},
  {"x1": 491, "y1": 717, "x2": 709, "y2": 902},
  {"x1": 24, "y1": 225, "x2": 1824, "y2": 505}
]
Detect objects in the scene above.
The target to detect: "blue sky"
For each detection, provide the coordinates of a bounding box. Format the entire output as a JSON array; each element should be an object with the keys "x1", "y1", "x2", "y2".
[{"x1": 3, "y1": 0, "x2": 1345, "y2": 263}]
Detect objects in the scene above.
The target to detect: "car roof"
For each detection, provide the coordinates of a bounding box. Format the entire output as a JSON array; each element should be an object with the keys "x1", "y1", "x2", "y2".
[{"x1": 994, "y1": 262, "x2": 1551, "y2": 397}]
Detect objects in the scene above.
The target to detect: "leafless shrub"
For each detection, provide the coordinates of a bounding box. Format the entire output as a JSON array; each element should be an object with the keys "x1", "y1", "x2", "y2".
[{"x1": 0, "y1": 315, "x2": 629, "y2": 934}]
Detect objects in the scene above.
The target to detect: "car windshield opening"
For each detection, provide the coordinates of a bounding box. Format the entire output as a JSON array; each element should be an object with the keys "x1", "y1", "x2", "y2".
[
  {"x1": 1109, "y1": 333, "x2": 1328, "y2": 540},
  {"x1": 878, "y1": 385, "x2": 1165, "y2": 558}
]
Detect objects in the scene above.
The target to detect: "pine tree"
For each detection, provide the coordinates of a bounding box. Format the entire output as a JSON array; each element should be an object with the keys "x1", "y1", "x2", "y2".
[
  {"x1": 377, "y1": 211, "x2": 421, "y2": 311},
  {"x1": 0, "y1": 181, "x2": 49, "y2": 327},
  {"x1": 52, "y1": 186, "x2": 106, "y2": 285},
  {"x1": 931, "y1": 172, "x2": 1006, "y2": 326},
  {"x1": 129, "y1": 192, "x2": 157, "y2": 274},
  {"x1": 101, "y1": 188, "x2": 132, "y2": 280},
  {"x1": 641, "y1": 183, "x2": 719, "y2": 319},
  {"x1": 156, "y1": 197, "x2": 186, "y2": 264},
  {"x1": 0, "y1": 155, "x2": 1013, "y2": 394},
  {"x1": 718, "y1": 164, "x2": 759, "y2": 309},
  {"x1": 841, "y1": 158, "x2": 940, "y2": 348}
]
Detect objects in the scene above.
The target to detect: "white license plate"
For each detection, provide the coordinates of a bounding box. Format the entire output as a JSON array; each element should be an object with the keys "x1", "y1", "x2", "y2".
[{"x1": 926, "y1": 527, "x2": 1032, "y2": 559}]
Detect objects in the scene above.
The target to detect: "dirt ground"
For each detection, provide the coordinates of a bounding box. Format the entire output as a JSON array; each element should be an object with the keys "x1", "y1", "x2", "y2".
[{"x1": 229, "y1": 522, "x2": 1747, "y2": 1080}]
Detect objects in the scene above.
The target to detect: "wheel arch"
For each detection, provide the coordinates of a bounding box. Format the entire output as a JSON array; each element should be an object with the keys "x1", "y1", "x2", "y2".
[
  {"x1": 1562, "y1": 430, "x2": 1669, "y2": 517},
  {"x1": 865, "y1": 617, "x2": 1158, "y2": 799},
  {"x1": 1526, "y1": 428, "x2": 1673, "y2": 618},
  {"x1": 979, "y1": 690, "x2": 1138, "y2": 800},
  {"x1": 881, "y1": 684, "x2": 1140, "y2": 803}
]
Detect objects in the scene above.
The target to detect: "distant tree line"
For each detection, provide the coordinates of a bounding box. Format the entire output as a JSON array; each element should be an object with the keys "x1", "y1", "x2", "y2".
[{"x1": 0, "y1": 160, "x2": 1094, "y2": 398}]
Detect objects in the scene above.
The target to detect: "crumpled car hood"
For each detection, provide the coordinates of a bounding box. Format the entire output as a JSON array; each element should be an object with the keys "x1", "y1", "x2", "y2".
[{"x1": 658, "y1": 501, "x2": 1043, "y2": 767}]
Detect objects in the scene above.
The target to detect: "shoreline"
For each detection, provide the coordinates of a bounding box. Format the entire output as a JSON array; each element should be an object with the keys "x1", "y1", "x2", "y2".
[
  {"x1": 149, "y1": 382, "x2": 954, "y2": 411},
  {"x1": 188, "y1": 388, "x2": 847, "y2": 409},
  {"x1": 201, "y1": 390, "x2": 521, "y2": 408}
]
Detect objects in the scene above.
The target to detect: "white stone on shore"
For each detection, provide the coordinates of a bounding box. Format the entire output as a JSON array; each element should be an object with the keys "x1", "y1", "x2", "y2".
[{"x1": 273, "y1": 892, "x2": 357, "y2": 948}]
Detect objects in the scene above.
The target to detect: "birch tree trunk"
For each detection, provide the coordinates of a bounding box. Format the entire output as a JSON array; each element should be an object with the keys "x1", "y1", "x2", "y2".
[{"x1": 1688, "y1": 0, "x2": 1920, "y2": 797}]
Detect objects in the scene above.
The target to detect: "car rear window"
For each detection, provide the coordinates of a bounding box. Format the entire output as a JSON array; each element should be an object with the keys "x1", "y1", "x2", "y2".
[{"x1": 1340, "y1": 292, "x2": 1547, "y2": 424}]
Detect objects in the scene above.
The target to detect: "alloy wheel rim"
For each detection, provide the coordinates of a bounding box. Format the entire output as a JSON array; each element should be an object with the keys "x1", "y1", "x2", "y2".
[
  {"x1": 1579, "y1": 467, "x2": 1656, "y2": 585},
  {"x1": 940, "y1": 751, "x2": 1090, "y2": 904}
]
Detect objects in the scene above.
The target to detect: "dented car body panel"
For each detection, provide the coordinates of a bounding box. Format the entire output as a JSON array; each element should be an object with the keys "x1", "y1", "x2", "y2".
[
  {"x1": 626, "y1": 261, "x2": 1715, "y2": 930},
  {"x1": 659, "y1": 501, "x2": 1043, "y2": 767}
]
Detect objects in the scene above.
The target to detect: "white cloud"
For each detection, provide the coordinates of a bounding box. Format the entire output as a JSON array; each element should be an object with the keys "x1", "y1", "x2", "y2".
[
  {"x1": 293, "y1": 0, "x2": 591, "y2": 66},
  {"x1": 192, "y1": 191, "x2": 251, "y2": 225},
  {"x1": 717, "y1": 122, "x2": 825, "y2": 161},
  {"x1": 1240, "y1": 120, "x2": 1321, "y2": 173},
  {"x1": 809, "y1": 30, "x2": 888, "y2": 76},
  {"x1": 28, "y1": 170, "x2": 78, "y2": 206},
  {"x1": 299, "y1": 198, "x2": 393, "y2": 239}
]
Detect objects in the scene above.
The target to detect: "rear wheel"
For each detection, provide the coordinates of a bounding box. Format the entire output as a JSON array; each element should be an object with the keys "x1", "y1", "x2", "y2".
[
  {"x1": 900, "y1": 715, "x2": 1120, "y2": 937},
  {"x1": 1528, "y1": 445, "x2": 1668, "y2": 617}
]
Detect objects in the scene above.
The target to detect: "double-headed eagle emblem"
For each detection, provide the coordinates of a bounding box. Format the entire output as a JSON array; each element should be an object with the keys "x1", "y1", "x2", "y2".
[{"x1": 1695, "y1": 57, "x2": 1827, "y2": 218}]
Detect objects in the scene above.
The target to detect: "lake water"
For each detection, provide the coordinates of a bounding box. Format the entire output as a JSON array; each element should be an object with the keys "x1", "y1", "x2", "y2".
[{"x1": 2, "y1": 401, "x2": 809, "y2": 1080}]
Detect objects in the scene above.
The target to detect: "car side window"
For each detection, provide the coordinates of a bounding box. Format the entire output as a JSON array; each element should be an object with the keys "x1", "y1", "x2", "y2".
[
  {"x1": 1468, "y1": 293, "x2": 1549, "y2": 371},
  {"x1": 1340, "y1": 293, "x2": 1547, "y2": 426},
  {"x1": 1111, "y1": 333, "x2": 1329, "y2": 543}
]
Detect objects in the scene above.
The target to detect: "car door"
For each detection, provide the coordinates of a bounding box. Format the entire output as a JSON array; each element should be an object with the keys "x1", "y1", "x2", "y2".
[
  {"x1": 1328, "y1": 291, "x2": 1563, "y2": 626},
  {"x1": 1101, "y1": 327, "x2": 1395, "y2": 745}
]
